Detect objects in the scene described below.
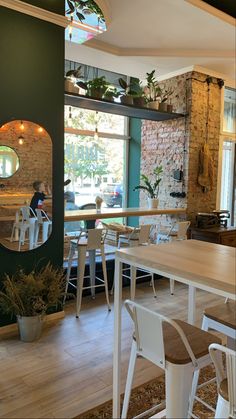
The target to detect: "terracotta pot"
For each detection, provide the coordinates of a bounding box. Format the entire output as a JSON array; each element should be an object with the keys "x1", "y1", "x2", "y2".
[
  {"x1": 159, "y1": 102, "x2": 168, "y2": 112},
  {"x1": 133, "y1": 97, "x2": 146, "y2": 107},
  {"x1": 120, "y1": 95, "x2": 133, "y2": 105},
  {"x1": 148, "y1": 101, "x2": 159, "y2": 110},
  {"x1": 167, "y1": 104, "x2": 173, "y2": 113},
  {"x1": 64, "y1": 79, "x2": 80, "y2": 94}
]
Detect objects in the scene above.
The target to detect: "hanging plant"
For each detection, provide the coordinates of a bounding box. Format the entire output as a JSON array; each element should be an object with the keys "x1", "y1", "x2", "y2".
[{"x1": 66, "y1": 0, "x2": 105, "y2": 23}]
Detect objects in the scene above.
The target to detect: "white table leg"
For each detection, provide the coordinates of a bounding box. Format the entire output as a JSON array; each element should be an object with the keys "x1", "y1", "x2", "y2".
[
  {"x1": 89, "y1": 249, "x2": 96, "y2": 299},
  {"x1": 188, "y1": 285, "x2": 196, "y2": 325},
  {"x1": 113, "y1": 257, "x2": 123, "y2": 419}
]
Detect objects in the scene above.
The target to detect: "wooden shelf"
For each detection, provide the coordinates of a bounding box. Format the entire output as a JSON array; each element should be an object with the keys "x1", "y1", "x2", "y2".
[{"x1": 65, "y1": 92, "x2": 186, "y2": 121}]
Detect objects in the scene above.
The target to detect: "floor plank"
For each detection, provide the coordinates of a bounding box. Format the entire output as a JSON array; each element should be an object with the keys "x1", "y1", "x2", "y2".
[{"x1": 0, "y1": 278, "x2": 225, "y2": 418}]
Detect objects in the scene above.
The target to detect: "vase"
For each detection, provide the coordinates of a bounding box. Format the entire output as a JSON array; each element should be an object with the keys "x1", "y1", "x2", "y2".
[
  {"x1": 120, "y1": 95, "x2": 133, "y2": 105},
  {"x1": 17, "y1": 315, "x2": 43, "y2": 342},
  {"x1": 148, "y1": 198, "x2": 159, "y2": 209},
  {"x1": 159, "y1": 102, "x2": 168, "y2": 112},
  {"x1": 148, "y1": 101, "x2": 159, "y2": 110},
  {"x1": 133, "y1": 97, "x2": 146, "y2": 107},
  {"x1": 64, "y1": 79, "x2": 80, "y2": 94}
]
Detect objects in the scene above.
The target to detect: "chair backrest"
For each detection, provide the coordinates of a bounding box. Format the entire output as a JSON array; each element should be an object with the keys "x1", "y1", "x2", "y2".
[
  {"x1": 35, "y1": 208, "x2": 50, "y2": 223},
  {"x1": 176, "y1": 221, "x2": 190, "y2": 239},
  {"x1": 80, "y1": 203, "x2": 96, "y2": 230},
  {"x1": 20, "y1": 206, "x2": 36, "y2": 223},
  {"x1": 86, "y1": 228, "x2": 103, "y2": 250},
  {"x1": 125, "y1": 299, "x2": 197, "y2": 369},
  {"x1": 209, "y1": 343, "x2": 236, "y2": 418},
  {"x1": 129, "y1": 224, "x2": 151, "y2": 246}
]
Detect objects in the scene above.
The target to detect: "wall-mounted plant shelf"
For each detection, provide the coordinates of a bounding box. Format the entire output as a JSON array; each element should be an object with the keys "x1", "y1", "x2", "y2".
[{"x1": 65, "y1": 92, "x2": 186, "y2": 121}]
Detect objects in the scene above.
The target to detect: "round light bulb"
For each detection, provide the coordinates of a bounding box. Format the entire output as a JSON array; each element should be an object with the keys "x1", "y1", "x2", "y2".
[
  {"x1": 38, "y1": 127, "x2": 43, "y2": 133},
  {"x1": 18, "y1": 136, "x2": 24, "y2": 145},
  {"x1": 20, "y1": 121, "x2": 24, "y2": 130}
]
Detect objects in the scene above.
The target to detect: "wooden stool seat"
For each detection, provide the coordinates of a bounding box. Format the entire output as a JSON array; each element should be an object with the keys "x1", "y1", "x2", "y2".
[
  {"x1": 219, "y1": 378, "x2": 229, "y2": 402},
  {"x1": 204, "y1": 302, "x2": 236, "y2": 330},
  {"x1": 163, "y1": 319, "x2": 221, "y2": 364}
]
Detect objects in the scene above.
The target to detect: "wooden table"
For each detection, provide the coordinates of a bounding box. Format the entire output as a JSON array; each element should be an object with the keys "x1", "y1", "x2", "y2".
[
  {"x1": 64, "y1": 207, "x2": 186, "y2": 221},
  {"x1": 113, "y1": 240, "x2": 236, "y2": 418},
  {"x1": 190, "y1": 226, "x2": 236, "y2": 247}
]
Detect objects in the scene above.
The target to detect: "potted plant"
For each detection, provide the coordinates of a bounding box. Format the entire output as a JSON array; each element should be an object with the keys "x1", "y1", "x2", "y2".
[
  {"x1": 103, "y1": 86, "x2": 120, "y2": 102},
  {"x1": 78, "y1": 76, "x2": 109, "y2": 99},
  {"x1": 65, "y1": 66, "x2": 82, "y2": 94},
  {"x1": 118, "y1": 78, "x2": 134, "y2": 105},
  {"x1": 144, "y1": 70, "x2": 162, "y2": 110},
  {"x1": 66, "y1": 0, "x2": 105, "y2": 24},
  {"x1": 132, "y1": 80, "x2": 146, "y2": 107},
  {"x1": 134, "y1": 165, "x2": 163, "y2": 209},
  {"x1": 159, "y1": 87, "x2": 174, "y2": 112},
  {"x1": 0, "y1": 263, "x2": 66, "y2": 342}
]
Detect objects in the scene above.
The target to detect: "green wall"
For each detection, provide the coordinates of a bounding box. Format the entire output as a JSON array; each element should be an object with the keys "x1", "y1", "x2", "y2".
[
  {"x1": 0, "y1": 2, "x2": 65, "y2": 325},
  {"x1": 127, "y1": 118, "x2": 141, "y2": 226}
]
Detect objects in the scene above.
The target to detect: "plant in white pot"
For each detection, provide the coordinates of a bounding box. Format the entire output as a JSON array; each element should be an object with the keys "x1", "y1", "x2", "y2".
[
  {"x1": 134, "y1": 166, "x2": 163, "y2": 209},
  {"x1": 0, "y1": 263, "x2": 66, "y2": 342},
  {"x1": 144, "y1": 70, "x2": 162, "y2": 110}
]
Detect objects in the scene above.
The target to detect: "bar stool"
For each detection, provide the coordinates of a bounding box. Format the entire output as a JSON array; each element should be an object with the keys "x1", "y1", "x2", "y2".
[
  {"x1": 121, "y1": 300, "x2": 221, "y2": 419},
  {"x1": 157, "y1": 220, "x2": 191, "y2": 295},
  {"x1": 10, "y1": 206, "x2": 36, "y2": 251},
  {"x1": 64, "y1": 228, "x2": 111, "y2": 317},
  {"x1": 34, "y1": 208, "x2": 52, "y2": 247},
  {"x1": 209, "y1": 343, "x2": 236, "y2": 419},
  {"x1": 189, "y1": 301, "x2": 236, "y2": 417}
]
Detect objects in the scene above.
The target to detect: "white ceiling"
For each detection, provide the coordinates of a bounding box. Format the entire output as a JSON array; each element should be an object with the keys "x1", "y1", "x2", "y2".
[{"x1": 65, "y1": 0, "x2": 236, "y2": 81}]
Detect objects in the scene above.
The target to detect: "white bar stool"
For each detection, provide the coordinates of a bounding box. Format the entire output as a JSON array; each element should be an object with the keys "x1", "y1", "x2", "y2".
[
  {"x1": 11, "y1": 206, "x2": 36, "y2": 251},
  {"x1": 121, "y1": 300, "x2": 221, "y2": 419},
  {"x1": 34, "y1": 208, "x2": 52, "y2": 246},
  {"x1": 64, "y1": 228, "x2": 111, "y2": 317},
  {"x1": 209, "y1": 343, "x2": 236, "y2": 419},
  {"x1": 189, "y1": 301, "x2": 236, "y2": 417}
]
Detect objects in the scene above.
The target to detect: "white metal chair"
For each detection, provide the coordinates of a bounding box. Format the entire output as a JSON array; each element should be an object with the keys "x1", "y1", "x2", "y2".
[
  {"x1": 110, "y1": 224, "x2": 157, "y2": 299},
  {"x1": 157, "y1": 220, "x2": 191, "y2": 295},
  {"x1": 64, "y1": 228, "x2": 111, "y2": 317},
  {"x1": 34, "y1": 208, "x2": 52, "y2": 247},
  {"x1": 209, "y1": 343, "x2": 236, "y2": 419},
  {"x1": 121, "y1": 300, "x2": 221, "y2": 419},
  {"x1": 10, "y1": 206, "x2": 36, "y2": 251},
  {"x1": 189, "y1": 301, "x2": 236, "y2": 417}
]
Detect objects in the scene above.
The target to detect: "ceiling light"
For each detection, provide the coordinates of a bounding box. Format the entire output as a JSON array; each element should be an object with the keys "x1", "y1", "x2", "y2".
[
  {"x1": 20, "y1": 120, "x2": 24, "y2": 130},
  {"x1": 18, "y1": 135, "x2": 24, "y2": 145},
  {"x1": 38, "y1": 127, "x2": 43, "y2": 133}
]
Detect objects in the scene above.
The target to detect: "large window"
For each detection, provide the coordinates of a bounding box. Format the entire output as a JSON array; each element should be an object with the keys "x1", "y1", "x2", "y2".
[
  {"x1": 64, "y1": 106, "x2": 128, "y2": 210},
  {"x1": 219, "y1": 87, "x2": 236, "y2": 226}
]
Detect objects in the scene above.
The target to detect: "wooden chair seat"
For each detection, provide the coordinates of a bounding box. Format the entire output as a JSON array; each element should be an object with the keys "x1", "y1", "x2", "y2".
[
  {"x1": 219, "y1": 378, "x2": 229, "y2": 402},
  {"x1": 204, "y1": 302, "x2": 236, "y2": 330},
  {"x1": 163, "y1": 319, "x2": 221, "y2": 364}
]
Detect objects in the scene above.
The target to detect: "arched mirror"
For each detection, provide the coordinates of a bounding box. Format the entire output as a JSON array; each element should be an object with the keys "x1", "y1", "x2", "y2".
[
  {"x1": 0, "y1": 120, "x2": 52, "y2": 252},
  {"x1": 0, "y1": 146, "x2": 20, "y2": 178}
]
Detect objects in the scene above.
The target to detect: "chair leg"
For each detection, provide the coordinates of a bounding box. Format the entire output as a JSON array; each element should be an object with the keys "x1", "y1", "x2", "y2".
[
  {"x1": 170, "y1": 279, "x2": 175, "y2": 295},
  {"x1": 165, "y1": 362, "x2": 194, "y2": 419},
  {"x1": 215, "y1": 394, "x2": 229, "y2": 419},
  {"x1": 151, "y1": 273, "x2": 157, "y2": 298},
  {"x1": 76, "y1": 246, "x2": 86, "y2": 318},
  {"x1": 89, "y1": 249, "x2": 96, "y2": 299},
  {"x1": 121, "y1": 340, "x2": 137, "y2": 419},
  {"x1": 130, "y1": 266, "x2": 137, "y2": 300},
  {"x1": 63, "y1": 243, "x2": 76, "y2": 305},
  {"x1": 101, "y1": 246, "x2": 111, "y2": 311}
]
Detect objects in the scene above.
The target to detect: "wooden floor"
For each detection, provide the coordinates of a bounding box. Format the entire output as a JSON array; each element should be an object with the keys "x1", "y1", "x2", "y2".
[{"x1": 0, "y1": 278, "x2": 225, "y2": 419}]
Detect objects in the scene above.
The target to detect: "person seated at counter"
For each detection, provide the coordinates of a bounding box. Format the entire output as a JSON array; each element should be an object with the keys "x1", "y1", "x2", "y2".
[{"x1": 30, "y1": 180, "x2": 51, "y2": 213}]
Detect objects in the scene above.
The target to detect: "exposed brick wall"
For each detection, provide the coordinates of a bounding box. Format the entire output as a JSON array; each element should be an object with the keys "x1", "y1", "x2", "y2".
[
  {"x1": 0, "y1": 120, "x2": 52, "y2": 192},
  {"x1": 140, "y1": 71, "x2": 221, "y2": 227}
]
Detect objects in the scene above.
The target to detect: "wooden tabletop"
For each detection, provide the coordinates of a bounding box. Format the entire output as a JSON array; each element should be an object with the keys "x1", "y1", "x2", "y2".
[
  {"x1": 64, "y1": 207, "x2": 186, "y2": 221},
  {"x1": 116, "y1": 240, "x2": 236, "y2": 298}
]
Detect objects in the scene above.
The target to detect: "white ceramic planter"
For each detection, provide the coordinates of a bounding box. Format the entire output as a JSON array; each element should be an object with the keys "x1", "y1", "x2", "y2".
[
  {"x1": 148, "y1": 198, "x2": 159, "y2": 209},
  {"x1": 64, "y1": 79, "x2": 80, "y2": 94},
  {"x1": 17, "y1": 315, "x2": 43, "y2": 342}
]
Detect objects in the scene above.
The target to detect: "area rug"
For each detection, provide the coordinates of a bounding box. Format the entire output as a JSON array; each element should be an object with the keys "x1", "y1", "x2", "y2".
[{"x1": 74, "y1": 366, "x2": 217, "y2": 418}]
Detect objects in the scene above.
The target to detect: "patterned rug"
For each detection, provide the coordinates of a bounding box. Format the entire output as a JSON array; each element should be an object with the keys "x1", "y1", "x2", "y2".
[{"x1": 74, "y1": 366, "x2": 217, "y2": 419}]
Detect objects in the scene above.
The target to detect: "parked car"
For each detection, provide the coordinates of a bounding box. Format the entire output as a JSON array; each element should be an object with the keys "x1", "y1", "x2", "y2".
[{"x1": 101, "y1": 183, "x2": 123, "y2": 207}]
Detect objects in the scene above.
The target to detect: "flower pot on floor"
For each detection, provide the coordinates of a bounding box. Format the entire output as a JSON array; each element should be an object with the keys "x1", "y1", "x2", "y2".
[
  {"x1": 148, "y1": 198, "x2": 159, "y2": 209},
  {"x1": 17, "y1": 315, "x2": 43, "y2": 342}
]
